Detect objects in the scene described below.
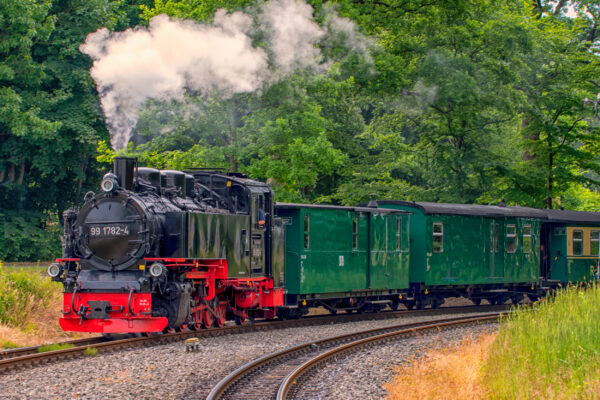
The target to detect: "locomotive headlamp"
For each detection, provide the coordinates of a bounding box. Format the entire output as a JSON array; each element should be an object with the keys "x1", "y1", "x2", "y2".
[
  {"x1": 149, "y1": 263, "x2": 166, "y2": 277},
  {"x1": 101, "y1": 173, "x2": 119, "y2": 193},
  {"x1": 47, "y1": 263, "x2": 62, "y2": 278}
]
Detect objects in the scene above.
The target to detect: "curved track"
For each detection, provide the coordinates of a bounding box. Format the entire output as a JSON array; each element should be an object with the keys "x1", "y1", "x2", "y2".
[
  {"x1": 0, "y1": 305, "x2": 507, "y2": 374},
  {"x1": 205, "y1": 311, "x2": 502, "y2": 400},
  {"x1": 277, "y1": 314, "x2": 499, "y2": 400}
]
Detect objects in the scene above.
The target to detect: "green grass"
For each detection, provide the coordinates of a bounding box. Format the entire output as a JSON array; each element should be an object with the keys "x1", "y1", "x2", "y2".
[
  {"x1": 484, "y1": 284, "x2": 600, "y2": 399},
  {"x1": 37, "y1": 343, "x2": 75, "y2": 353},
  {"x1": 85, "y1": 346, "x2": 98, "y2": 356},
  {"x1": 0, "y1": 261, "x2": 62, "y2": 328},
  {"x1": 0, "y1": 339, "x2": 20, "y2": 349}
]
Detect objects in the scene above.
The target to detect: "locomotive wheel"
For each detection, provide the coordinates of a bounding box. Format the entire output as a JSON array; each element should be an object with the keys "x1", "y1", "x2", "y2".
[
  {"x1": 471, "y1": 298, "x2": 482, "y2": 306},
  {"x1": 234, "y1": 314, "x2": 246, "y2": 325},
  {"x1": 189, "y1": 311, "x2": 203, "y2": 331},
  {"x1": 215, "y1": 304, "x2": 227, "y2": 328},
  {"x1": 203, "y1": 309, "x2": 215, "y2": 328}
]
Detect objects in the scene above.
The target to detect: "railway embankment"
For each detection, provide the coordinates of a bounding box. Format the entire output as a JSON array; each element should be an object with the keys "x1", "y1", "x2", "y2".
[{"x1": 386, "y1": 284, "x2": 600, "y2": 399}]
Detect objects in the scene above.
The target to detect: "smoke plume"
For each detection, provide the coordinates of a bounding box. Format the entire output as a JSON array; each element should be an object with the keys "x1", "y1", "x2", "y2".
[{"x1": 81, "y1": 0, "x2": 370, "y2": 149}]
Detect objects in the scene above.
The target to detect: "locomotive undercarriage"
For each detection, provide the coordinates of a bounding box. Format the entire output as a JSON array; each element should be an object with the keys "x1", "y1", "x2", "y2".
[{"x1": 53, "y1": 257, "x2": 284, "y2": 333}]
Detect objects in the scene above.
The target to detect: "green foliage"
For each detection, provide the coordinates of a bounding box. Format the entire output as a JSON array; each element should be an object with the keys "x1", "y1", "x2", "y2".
[
  {"x1": 37, "y1": 343, "x2": 75, "y2": 353},
  {"x1": 0, "y1": 265, "x2": 62, "y2": 328},
  {"x1": 0, "y1": 0, "x2": 150, "y2": 261},
  {"x1": 3, "y1": 0, "x2": 600, "y2": 262},
  {"x1": 0, "y1": 211, "x2": 61, "y2": 261},
  {"x1": 558, "y1": 184, "x2": 600, "y2": 212},
  {"x1": 484, "y1": 285, "x2": 600, "y2": 398}
]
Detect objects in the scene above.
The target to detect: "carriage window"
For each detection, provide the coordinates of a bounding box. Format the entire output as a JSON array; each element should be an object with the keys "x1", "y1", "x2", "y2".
[
  {"x1": 433, "y1": 223, "x2": 443, "y2": 253},
  {"x1": 396, "y1": 217, "x2": 402, "y2": 250},
  {"x1": 573, "y1": 230, "x2": 583, "y2": 256},
  {"x1": 506, "y1": 224, "x2": 517, "y2": 253},
  {"x1": 522, "y1": 225, "x2": 532, "y2": 253},
  {"x1": 352, "y1": 215, "x2": 358, "y2": 250},
  {"x1": 303, "y1": 214, "x2": 310, "y2": 249},
  {"x1": 591, "y1": 231, "x2": 600, "y2": 256}
]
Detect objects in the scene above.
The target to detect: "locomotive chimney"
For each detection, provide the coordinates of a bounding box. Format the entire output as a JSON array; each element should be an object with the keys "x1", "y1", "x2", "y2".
[{"x1": 113, "y1": 157, "x2": 136, "y2": 191}]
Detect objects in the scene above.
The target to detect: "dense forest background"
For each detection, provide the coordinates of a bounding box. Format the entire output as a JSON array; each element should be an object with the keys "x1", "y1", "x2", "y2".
[{"x1": 1, "y1": 0, "x2": 600, "y2": 260}]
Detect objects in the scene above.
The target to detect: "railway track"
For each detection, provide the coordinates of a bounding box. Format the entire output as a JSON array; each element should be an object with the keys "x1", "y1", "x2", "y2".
[
  {"x1": 206, "y1": 312, "x2": 502, "y2": 400},
  {"x1": 0, "y1": 305, "x2": 507, "y2": 374}
]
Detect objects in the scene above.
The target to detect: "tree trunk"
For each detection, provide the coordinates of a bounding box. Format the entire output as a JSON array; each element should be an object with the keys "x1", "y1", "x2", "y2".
[{"x1": 17, "y1": 163, "x2": 25, "y2": 185}]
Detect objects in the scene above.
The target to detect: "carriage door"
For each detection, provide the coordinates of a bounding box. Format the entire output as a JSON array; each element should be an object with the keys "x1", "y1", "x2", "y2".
[
  {"x1": 489, "y1": 221, "x2": 505, "y2": 278},
  {"x1": 250, "y1": 193, "x2": 267, "y2": 275}
]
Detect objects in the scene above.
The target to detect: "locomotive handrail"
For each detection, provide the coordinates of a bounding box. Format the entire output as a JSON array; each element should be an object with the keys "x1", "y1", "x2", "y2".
[
  {"x1": 127, "y1": 288, "x2": 136, "y2": 316},
  {"x1": 70, "y1": 286, "x2": 78, "y2": 315}
]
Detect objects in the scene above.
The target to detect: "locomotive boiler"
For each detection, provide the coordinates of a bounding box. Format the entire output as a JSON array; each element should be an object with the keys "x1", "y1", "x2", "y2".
[{"x1": 49, "y1": 157, "x2": 284, "y2": 333}]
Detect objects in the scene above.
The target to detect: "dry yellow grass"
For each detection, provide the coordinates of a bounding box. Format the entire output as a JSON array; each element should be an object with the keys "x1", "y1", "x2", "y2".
[
  {"x1": 384, "y1": 333, "x2": 495, "y2": 400},
  {"x1": 0, "y1": 292, "x2": 94, "y2": 348}
]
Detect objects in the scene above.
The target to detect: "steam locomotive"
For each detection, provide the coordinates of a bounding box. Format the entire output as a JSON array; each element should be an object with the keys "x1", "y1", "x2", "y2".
[
  {"x1": 49, "y1": 157, "x2": 284, "y2": 333},
  {"x1": 49, "y1": 158, "x2": 600, "y2": 333}
]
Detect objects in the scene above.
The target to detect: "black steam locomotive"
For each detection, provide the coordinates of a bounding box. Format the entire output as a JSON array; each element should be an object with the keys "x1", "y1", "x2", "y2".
[{"x1": 49, "y1": 158, "x2": 283, "y2": 333}]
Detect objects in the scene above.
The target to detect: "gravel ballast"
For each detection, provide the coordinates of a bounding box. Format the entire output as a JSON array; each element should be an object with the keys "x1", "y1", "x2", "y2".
[
  {"x1": 292, "y1": 324, "x2": 497, "y2": 400},
  {"x1": 0, "y1": 313, "x2": 496, "y2": 399}
]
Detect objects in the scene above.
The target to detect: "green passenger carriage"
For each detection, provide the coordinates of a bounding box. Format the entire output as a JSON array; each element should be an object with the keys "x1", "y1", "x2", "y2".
[
  {"x1": 542, "y1": 210, "x2": 600, "y2": 284},
  {"x1": 274, "y1": 203, "x2": 411, "y2": 316},
  {"x1": 377, "y1": 201, "x2": 544, "y2": 307}
]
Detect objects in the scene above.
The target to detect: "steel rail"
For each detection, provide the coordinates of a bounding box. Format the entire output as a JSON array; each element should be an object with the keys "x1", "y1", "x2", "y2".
[
  {"x1": 205, "y1": 312, "x2": 502, "y2": 400},
  {"x1": 0, "y1": 304, "x2": 508, "y2": 374},
  {"x1": 277, "y1": 314, "x2": 500, "y2": 400},
  {"x1": 0, "y1": 304, "x2": 507, "y2": 362}
]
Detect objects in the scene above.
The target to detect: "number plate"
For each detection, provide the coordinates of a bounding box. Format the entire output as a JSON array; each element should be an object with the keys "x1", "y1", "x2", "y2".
[{"x1": 89, "y1": 225, "x2": 130, "y2": 237}]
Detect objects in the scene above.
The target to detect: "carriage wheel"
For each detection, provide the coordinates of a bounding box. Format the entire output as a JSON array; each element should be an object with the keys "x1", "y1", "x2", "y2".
[
  {"x1": 215, "y1": 304, "x2": 227, "y2": 328},
  {"x1": 203, "y1": 308, "x2": 214, "y2": 328},
  {"x1": 471, "y1": 298, "x2": 482, "y2": 306}
]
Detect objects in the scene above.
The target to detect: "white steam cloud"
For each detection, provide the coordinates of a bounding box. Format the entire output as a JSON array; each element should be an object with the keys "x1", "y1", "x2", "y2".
[
  {"x1": 260, "y1": 0, "x2": 325, "y2": 75},
  {"x1": 81, "y1": 0, "x2": 370, "y2": 149}
]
